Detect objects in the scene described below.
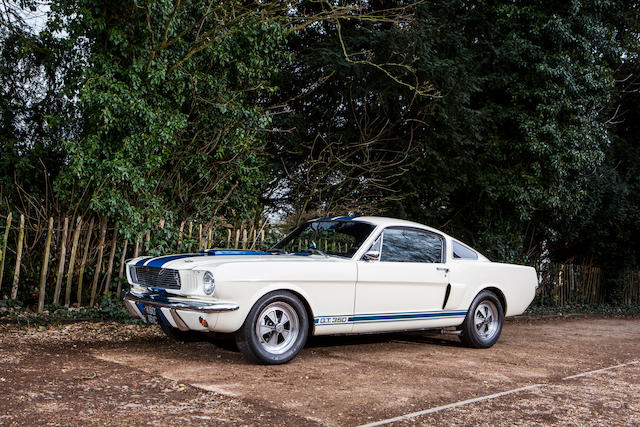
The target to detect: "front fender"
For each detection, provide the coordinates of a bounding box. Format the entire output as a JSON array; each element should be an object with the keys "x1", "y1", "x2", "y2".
[{"x1": 212, "y1": 282, "x2": 317, "y2": 333}]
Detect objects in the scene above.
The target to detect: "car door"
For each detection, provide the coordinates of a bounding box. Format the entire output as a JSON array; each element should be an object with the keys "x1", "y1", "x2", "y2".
[{"x1": 353, "y1": 227, "x2": 450, "y2": 332}]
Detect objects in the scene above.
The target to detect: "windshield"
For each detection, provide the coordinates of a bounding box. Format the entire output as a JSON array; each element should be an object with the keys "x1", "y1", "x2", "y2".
[{"x1": 272, "y1": 220, "x2": 375, "y2": 258}]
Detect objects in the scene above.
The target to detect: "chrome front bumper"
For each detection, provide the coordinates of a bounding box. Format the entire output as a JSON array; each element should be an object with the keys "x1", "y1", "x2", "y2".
[
  {"x1": 124, "y1": 290, "x2": 239, "y2": 312},
  {"x1": 123, "y1": 290, "x2": 239, "y2": 331}
]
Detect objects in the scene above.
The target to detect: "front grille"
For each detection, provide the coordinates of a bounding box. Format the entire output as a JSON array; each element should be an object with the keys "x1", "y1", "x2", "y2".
[{"x1": 133, "y1": 266, "x2": 181, "y2": 290}]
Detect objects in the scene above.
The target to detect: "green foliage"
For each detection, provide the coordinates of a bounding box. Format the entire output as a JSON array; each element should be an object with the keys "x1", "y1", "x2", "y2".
[
  {"x1": 268, "y1": 0, "x2": 639, "y2": 268},
  {"x1": 268, "y1": 5, "x2": 435, "y2": 224},
  {"x1": 1, "y1": 0, "x2": 639, "y2": 306},
  {"x1": 0, "y1": 296, "x2": 142, "y2": 325},
  {"x1": 389, "y1": 0, "x2": 624, "y2": 263},
  {"x1": 45, "y1": 0, "x2": 290, "y2": 237},
  {"x1": 525, "y1": 304, "x2": 640, "y2": 316},
  {"x1": 0, "y1": 5, "x2": 70, "y2": 207}
]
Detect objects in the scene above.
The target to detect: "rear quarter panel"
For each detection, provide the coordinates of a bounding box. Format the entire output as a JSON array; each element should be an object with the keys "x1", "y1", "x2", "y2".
[{"x1": 448, "y1": 261, "x2": 537, "y2": 316}]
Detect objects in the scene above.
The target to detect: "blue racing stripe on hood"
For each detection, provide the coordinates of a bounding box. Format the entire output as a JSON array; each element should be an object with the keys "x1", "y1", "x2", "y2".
[
  {"x1": 201, "y1": 249, "x2": 271, "y2": 255},
  {"x1": 135, "y1": 256, "x2": 153, "y2": 266},
  {"x1": 145, "y1": 253, "x2": 208, "y2": 268}
]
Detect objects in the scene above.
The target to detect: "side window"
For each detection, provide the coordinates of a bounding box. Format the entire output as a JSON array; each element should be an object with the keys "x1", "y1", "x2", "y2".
[
  {"x1": 452, "y1": 240, "x2": 478, "y2": 260},
  {"x1": 380, "y1": 228, "x2": 443, "y2": 263}
]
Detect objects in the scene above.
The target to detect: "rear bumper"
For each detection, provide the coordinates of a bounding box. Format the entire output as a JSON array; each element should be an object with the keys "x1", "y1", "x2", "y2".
[{"x1": 123, "y1": 290, "x2": 239, "y2": 332}]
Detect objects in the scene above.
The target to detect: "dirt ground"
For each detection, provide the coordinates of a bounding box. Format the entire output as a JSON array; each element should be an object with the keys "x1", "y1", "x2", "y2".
[{"x1": 1, "y1": 315, "x2": 638, "y2": 426}]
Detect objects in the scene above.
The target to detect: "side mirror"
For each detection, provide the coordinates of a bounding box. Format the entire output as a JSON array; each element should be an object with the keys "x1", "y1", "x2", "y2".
[{"x1": 363, "y1": 250, "x2": 380, "y2": 261}]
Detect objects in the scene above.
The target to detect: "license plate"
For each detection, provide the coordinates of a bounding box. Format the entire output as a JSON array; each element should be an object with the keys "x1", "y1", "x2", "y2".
[{"x1": 144, "y1": 305, "x2": 158, "y2": 324}]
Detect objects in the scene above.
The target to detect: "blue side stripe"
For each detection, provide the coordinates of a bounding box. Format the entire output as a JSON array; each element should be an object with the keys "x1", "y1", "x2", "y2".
[
  {"x1": 314, "y1": 310, "x2": 466, "y2": 325},
  {"x1": 350, "y1": 311, "x2": 465, "y2": 322}
]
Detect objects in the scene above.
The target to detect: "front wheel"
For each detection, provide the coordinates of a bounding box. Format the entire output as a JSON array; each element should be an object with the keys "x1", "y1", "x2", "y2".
[
  {"x1": 459, "y1": 290, "x2": 504, "y2": 348},
  {"x1": 236, "y1": 291, "x2": 309, "y2": 364}
]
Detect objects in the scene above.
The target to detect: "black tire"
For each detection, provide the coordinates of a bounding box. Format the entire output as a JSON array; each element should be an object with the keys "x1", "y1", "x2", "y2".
[
  {"x1": 235, "y1": 291, "x2": 309, "y2": 364},
  {"x1": 160, "y1": 323, "x2": 204, "y2": 343},
  {"x1": 459, "y1": 290, "x2": 504, "y2": 348}
]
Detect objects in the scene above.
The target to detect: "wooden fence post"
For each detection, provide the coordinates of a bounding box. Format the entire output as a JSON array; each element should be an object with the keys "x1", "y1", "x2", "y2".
[
  {"x1": 103, "y1": 226, "x2": 118, "y2": 297},
  {"x1": 178, "y1": 220, "x2": 185, "y2": 249},
  {"x1": 145, "y1": 229, "x2": 151, "y2": 252},
  {"x1": 226, "y1": 229, "x2": 231, "y2": 248},
  {"x1": 65, "y1": 216, "x2": 82, "y2": 307},
  {"x1": 10, "y1": 214, "x2": 25, "y2": 299},
  {"x1": 198, "y1": 223, "x2": 203, "y2": 250},
  {"x1": 188, "y1": 221, "x2": 193, "y2": 251},
  {"x1": 77, "y1": 218, "x2": 94, "y2": 307},
  {"x1": 90, "y1": 218, "x2": 107, "y2": 307},
  {"x1": 116, "y1": 239, "x2": 128, "y2": 297},
  {"x1": 37, "y1": 217, "x2": 54, "y2": 313},
  {"x1": 249, "y1": 225, "x2": 255, "y2": 248},
  {"x1": 234, "y1": 229, "x2": 240, "y2": 249},
  {"x1": 133, "y1": 238, "x2": 140, "y2": 258},
  {"x1": 53, "y1": 217, "x2": 69, "y2": 305},
  {"x1": 0, "y1": 211, "x2": 12, "y2": 293}
]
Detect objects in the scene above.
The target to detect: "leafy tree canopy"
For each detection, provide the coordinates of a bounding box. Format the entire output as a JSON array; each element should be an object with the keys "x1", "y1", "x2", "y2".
[{"x1": 0, "y1": 0, "x2": 638, "y2": 283}]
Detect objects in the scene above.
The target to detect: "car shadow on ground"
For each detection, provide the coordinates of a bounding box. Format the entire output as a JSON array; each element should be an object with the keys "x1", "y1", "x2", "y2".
[
  {"x1": 91, "y1": 326, "x2": 464, "y2": 367},
  {"x1": 306, "y1": 330, "x2": 463, "y2": 349}
]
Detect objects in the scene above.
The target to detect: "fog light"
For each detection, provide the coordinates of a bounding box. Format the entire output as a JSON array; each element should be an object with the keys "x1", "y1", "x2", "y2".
[{"x1": 202, "y1": 271, "x2": 215, "y2": 295}]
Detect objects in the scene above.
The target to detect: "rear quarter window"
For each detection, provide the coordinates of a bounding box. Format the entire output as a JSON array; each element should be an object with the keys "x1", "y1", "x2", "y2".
[{"x1": 452, "y1": 240, "x2": 478, "y2": 260}]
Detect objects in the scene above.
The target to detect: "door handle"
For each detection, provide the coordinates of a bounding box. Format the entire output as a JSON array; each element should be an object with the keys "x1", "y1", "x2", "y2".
[{"x1": 437, "y1": 267, "x2": 449, "y2": 273}]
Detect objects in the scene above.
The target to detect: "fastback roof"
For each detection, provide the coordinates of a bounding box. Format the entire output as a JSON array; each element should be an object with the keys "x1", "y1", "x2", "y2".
[{"x1": 312, "y1": 216, "x2": 447, "y2": 238}]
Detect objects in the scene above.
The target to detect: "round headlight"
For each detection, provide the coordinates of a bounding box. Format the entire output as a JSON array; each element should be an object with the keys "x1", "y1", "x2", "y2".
[{"x1": 202, "y1": 271, "x2": 215, "y2": 295}]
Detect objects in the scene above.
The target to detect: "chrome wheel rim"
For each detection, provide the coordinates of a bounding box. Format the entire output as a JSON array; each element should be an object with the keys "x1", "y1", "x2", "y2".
[
  {"x1": 255, "y1": 302, "x2": 299, "y2": 355},
  {"x1": 474, "y1": 300, "x2": 499, "y2": 340}
]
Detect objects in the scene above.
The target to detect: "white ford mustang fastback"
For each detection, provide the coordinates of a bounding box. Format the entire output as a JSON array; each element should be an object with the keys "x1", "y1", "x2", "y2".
[{"x1": 124, "y1": 216, "x2": 537, "y2": 364}]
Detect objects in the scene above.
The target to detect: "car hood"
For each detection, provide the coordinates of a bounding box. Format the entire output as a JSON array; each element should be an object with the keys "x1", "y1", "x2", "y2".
[{"x1": 130, "y1": 252, "x2": 349, "y2": 270}]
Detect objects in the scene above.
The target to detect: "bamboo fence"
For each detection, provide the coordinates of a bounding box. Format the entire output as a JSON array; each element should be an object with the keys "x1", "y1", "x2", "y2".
[
  {"x1": 623, "y1": 271, "x2": 640, "y2": 305},
  {"x1": 537, "y1": 263, "x2": 610, "y2": 306},
  {"x1": 0, "y1": 212, "x2": 269, "y2": 312},
  {"x1": 1, "y1": 210, "x2": 639, "y2": 311}
]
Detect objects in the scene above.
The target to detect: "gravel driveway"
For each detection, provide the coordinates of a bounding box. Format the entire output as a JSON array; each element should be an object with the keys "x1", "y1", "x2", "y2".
[{"x1": 1, "y1": 315, "x2": 638, "y2": 426}]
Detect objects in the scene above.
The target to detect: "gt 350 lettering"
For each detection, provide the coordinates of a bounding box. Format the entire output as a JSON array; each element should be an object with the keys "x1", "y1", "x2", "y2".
[{"x1": 317, "y1": 316, "x2": 348, "y2": 324}]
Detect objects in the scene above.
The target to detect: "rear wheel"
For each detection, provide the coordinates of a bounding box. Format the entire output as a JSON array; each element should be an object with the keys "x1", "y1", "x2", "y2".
[
  {"x1": 459, "y1": 290, "x2": 504, "y2": 348},
  {"x1": 236, "y1": 291, "x2": 309, "y2": 364}
]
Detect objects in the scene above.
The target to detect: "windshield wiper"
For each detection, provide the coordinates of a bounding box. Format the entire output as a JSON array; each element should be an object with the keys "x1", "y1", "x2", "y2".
[
  {"x1": 300, "y1": 248, "x2": 329, "y2": 258},
  {"x1": 268, "y1": 248, "x2": 289, "y2": 255}
]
